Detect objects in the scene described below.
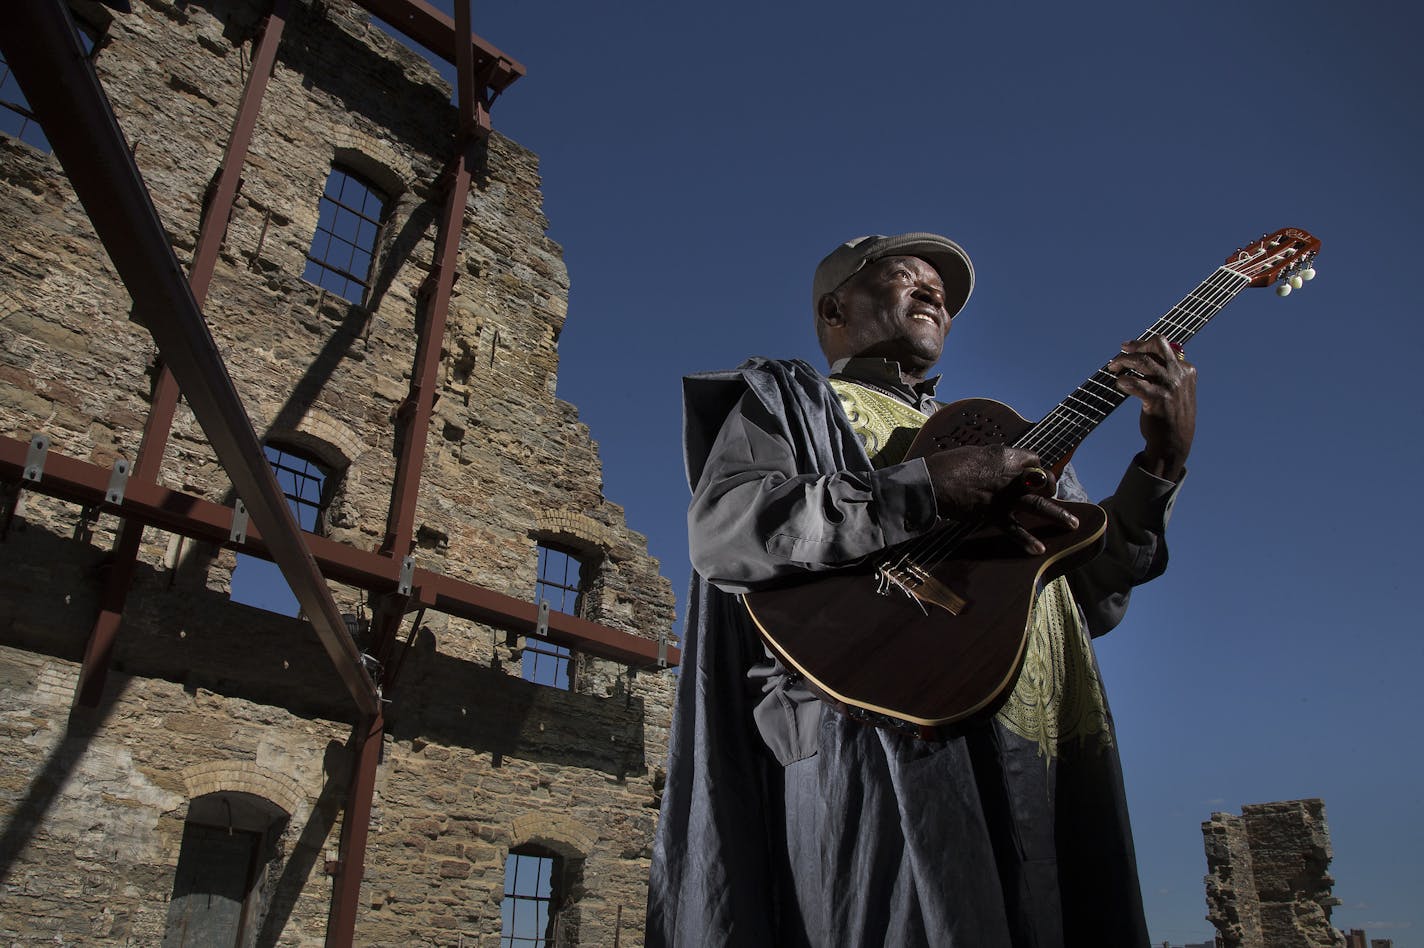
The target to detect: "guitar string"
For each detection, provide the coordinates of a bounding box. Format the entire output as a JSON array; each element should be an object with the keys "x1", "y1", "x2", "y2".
[
  {"x1": 1018, "y1": 268, "x2": 1247, "y2": 459},
  {"x1": 1020, "y1": 268, "x2": 1247, "y2": 462},
  {"x1": 880, "y1": 265, "x2": 1255, "y2": 580}
]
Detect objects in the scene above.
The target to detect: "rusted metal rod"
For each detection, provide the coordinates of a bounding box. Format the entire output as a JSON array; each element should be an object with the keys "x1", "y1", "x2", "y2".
[
  {"x1": 379, "y1": 147, "x2": 473, "y2": 562},
  {"x1": 324, "y1": 714, "x2": 384, "y2": 948},
  {"x1": 0, "y1": 437, "x2": 679, "y2": 669},
  {"x1": 350, "y1": 0, "x2": 523, "y2": 90}
]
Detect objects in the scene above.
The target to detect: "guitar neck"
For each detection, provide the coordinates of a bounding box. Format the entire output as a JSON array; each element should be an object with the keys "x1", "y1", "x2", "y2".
[{"x1": 1016, "y1": 266, "x2": 1251, "y2": 468}]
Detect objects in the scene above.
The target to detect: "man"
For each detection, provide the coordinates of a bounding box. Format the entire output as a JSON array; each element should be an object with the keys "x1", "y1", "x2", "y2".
[{"x1": 647, "y1": 233, "x2": 1195, "y2": 946}]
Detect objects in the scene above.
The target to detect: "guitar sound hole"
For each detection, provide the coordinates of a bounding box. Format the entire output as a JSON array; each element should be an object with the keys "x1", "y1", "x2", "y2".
[
  {"x1": 943, "y1": 411, "x2": 1005, "y2": 444},
  {"x1": 936, "y1": 422, "x2": 1005, "y2": 448}
]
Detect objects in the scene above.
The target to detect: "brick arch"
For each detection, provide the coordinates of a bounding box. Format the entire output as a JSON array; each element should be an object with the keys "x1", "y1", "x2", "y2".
[
  {"x1": 531, "y1": 510, "x2": 615, "y2": 559},
  {"x1": 510, "y1": 812, "x2": 597, "y2": 861},
  {"x1": 327, "y1": 130, "x2": 414, "y2": 199},
  {"x1": 180, "y1": 761, "x2": 307, "y2": 820},
  {"x1": 265, "y1": 407, "x2": 365, "y2": 471}
]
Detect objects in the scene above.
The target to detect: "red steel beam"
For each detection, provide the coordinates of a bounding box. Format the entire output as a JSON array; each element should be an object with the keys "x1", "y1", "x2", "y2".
[
  {"x1": 189, "y1": 1, "x2": 290, "y2": 306},
  {"x1": 324, "y1": 714, "x2": 383, "y2": 948},
  {"x1": 1, "y1": 1, "x2": 379, "y2": 717},
  {"x1": 0, "y1": 437, "x2": 679, "y2": 668},
  {"x1": 368, "y1": 0, "x2": 483, "y2": 685},
  {"x1": 76, "y1": 0, "x2": 291, "y2": 709},
  {"x1": 379, "y1": 147, "x2": 472, "y2": 561},
  {"x1": 331, "y1": 2, "x2": 483, "y2": 932},
  {"x1": 351, "y1": 0, "x2": 524, "y2": 92},
  {"x1": 380, "y1": 0, "x2": 487, "y2": 565}
]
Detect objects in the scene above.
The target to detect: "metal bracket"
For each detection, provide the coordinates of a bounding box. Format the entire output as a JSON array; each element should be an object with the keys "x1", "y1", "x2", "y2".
[
  {"x1": 229, "y1": 498, "x2": 249, "y2": 544},
  {"x1": 536, "y1": 599, "x2": 550, "y2": 638},
  {"x1": 398, "y1": 554, "x2": 415, "y2": 596},
  {"x1": 656, "y1": 632, "x2": 669, "y2": 669},
  {"x1": 358, "y1": 653, "x2": 388, "y2": 704},
  {"x1": 105, "y1": 458, "x2": 131, "y2": 505},
  {"x1": 23, "y1": 434, "x2": 50, "y2": 483}
]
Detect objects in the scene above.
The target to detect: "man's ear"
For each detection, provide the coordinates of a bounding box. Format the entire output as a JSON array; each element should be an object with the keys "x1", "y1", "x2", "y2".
[{"x1": 816, "y1": 292, "x2": 843, "y2": 327}]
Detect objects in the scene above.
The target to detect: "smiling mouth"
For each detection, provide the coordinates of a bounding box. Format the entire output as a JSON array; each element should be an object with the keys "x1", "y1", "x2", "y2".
[{"x1": 909, "y1": 313, "x2": 939, "y2": 326}]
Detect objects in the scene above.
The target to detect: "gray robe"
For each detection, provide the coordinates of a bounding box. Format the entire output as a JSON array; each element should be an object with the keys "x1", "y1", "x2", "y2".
[{"x1": 647, "y1": 358, "x2": 1179, "y2": 947}]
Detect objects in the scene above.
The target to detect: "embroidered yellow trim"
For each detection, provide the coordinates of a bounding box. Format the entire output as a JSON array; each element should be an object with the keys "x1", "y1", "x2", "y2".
[
  {"x1": 828, "y1": 378, "x2": 928, "y2": 469},
  {"x1": 992, "y1": 576, "x2": 1114, "y2": 759}
]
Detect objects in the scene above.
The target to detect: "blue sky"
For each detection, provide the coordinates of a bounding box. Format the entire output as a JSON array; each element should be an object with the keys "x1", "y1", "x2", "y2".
[{"x1": 391, "y1": 1, "x2": 1422, "y2": 942}]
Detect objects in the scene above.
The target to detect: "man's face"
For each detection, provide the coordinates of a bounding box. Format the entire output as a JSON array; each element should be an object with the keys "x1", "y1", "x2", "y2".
[{"x1": 821, "y1": 255, "x2": 951, "y2": 374}]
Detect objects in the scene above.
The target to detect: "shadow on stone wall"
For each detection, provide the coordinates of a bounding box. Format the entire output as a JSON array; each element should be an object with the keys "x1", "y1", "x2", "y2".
[
  {"x1": 253, "y1": 738, "x2": 349, "y2": 948},
  {"x1": 2, "y1": 521, "x2": 365, "y2": 722},
  {"x1": 0, "y1": 515, "x2": 108, "y2": 662},
  {"x1": 259, "y1": 290, "x2": 379, "y2": 455},
  {"x1": 386, "y1": 627, "x2": 647, "y2": 779},
  {"x1": 116, "y1": 555, "x2": 359, "y2": 723},
  {"x1": 275, "y1": 0, "x2": 456, "y2": 159},
  {"x1": 3, "y1": 525, "x2": 646, "y2": 782},
  {"x1": 0, "y1": 672, "x2": 125, "y2": 887}
]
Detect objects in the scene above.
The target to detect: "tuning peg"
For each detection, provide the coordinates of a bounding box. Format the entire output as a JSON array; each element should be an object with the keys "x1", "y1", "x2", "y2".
[
  {"x1": 1275, "y1": 282, "x2": 1293, "y2": 297},
  {"x1": 1289, "y1": 274, "x2": 1304, "y2": 290},
  {"x1": 1301, "y1": 267, "x2": 1316, "y2": 281}
]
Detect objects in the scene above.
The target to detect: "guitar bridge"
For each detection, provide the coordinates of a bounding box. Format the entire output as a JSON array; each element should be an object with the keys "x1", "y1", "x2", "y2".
[{"x1": 875, "y1": 562, "x2": 968, "y2": 616}]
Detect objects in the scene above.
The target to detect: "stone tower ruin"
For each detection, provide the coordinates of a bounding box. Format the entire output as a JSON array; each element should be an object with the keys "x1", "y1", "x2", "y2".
[{"x1": 1202, "y1": 798, "x2": 1346, "y2": 948}]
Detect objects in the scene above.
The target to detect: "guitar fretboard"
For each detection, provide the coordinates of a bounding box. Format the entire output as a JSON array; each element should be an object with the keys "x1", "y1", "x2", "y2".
[{"x1": 1019, "y1": 267, "x2": 1251, "y2": 467}]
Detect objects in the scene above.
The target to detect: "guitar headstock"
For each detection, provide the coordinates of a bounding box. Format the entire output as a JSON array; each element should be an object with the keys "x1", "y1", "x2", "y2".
[{"x1": 1225, "y1": 227, "x2": 1322, "y2": 296}]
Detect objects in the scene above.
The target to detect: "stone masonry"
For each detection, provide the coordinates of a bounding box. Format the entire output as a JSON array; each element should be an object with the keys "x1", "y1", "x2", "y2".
[
  {"x1": 1202, "y1": 799, "x2": 1346, "y2": 948},
  {"x1": 0, "y1": 0, "x2": 676, "y2": 944}
]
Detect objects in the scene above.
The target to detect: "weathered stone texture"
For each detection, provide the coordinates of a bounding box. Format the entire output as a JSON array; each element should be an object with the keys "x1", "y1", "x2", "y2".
[
  {"x1": 1203, "y1": 799, "x2": 1346, "y2": 948},
  {"x1": 0, "y1": 645, "x2": 347, "y2": 946},
  {"x1": 1203, "y1": 809, "x2": 1264, "y2": 948},
  {"x1": 0, "y1": 0, "x2": 676, "y2": 943}
]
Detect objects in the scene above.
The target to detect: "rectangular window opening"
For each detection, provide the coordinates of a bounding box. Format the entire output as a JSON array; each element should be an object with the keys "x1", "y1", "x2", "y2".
[
  {"x1": 525, "y1": 544, "x2": 583, "y2": 690},
  {"x1": 499, "y1": 850, "x2": 559, "y2": 948},
  {"x1": 1, "y1": 25, "x2": 98, "y2": 154},
  {"x1": 229, "y1": 445, "x2": 332, "y2": 617}
]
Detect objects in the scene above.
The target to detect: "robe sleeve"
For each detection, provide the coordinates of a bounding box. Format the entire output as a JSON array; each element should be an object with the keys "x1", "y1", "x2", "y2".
[
  {"x1": 1062, "y1": 460, "x2": 1182, "y2": 636},
  {"x1": 688, "y1": 389, "x2": 940, "y2": 593}
]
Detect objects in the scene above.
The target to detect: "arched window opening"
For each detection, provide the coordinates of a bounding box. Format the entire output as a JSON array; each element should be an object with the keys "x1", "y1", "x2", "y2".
[
  {"x1": 162, "y1": 792, "x2": 287, "y2": 948},
  {"x1": 499, "y1": 845, "x2": 566, "y2": 948},
  {"x1": 302, "y1": 165, "x2": 387, "y2": 305}
]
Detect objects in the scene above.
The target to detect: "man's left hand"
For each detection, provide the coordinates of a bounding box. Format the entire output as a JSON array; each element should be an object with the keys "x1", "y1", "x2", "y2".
[{"x1": 1106, "y1": 336, "x2": 1196, "y2": 482}]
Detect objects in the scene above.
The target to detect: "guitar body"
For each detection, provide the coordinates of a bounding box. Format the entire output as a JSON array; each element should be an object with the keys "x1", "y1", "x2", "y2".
[{"x1": 741, "y1": 398, "x2": 1108, "y2": 730}]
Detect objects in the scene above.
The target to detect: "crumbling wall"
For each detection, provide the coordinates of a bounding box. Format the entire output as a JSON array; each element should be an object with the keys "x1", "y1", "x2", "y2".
[
  {"x1": 0, "y1": 0, "x2": 676, "y2": 943},
  {"x1": 1203, "y1": 808, "x2": 1263, "y2": 948},
  {"x1": 1203, "y1": 798, "x2": 1345, "y2": 948}
]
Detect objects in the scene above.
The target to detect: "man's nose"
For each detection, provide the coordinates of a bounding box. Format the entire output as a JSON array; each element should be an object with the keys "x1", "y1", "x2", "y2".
[{"x1": 914, "y1": 282, "x2": 944, "y2": 306}]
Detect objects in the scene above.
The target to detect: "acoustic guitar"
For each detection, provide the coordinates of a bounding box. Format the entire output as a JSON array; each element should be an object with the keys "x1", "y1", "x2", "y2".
[{"x1": 742, "y1": 228, "x2": 1321, "y2": 733}]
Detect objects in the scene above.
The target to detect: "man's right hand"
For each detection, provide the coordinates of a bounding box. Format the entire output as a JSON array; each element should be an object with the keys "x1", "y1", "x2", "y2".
[{"x1": 924, "y1": 446, "x2": 1080, "y2": 555}]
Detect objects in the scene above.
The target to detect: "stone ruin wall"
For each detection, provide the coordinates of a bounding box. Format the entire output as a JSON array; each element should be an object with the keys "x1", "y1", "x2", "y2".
[
  {"x1": 1202, "y1": 798, "x2": 1346, "y2": 948},
  {"x1": 0, "y1": 0, "x2": 676, "y2": 943}
]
